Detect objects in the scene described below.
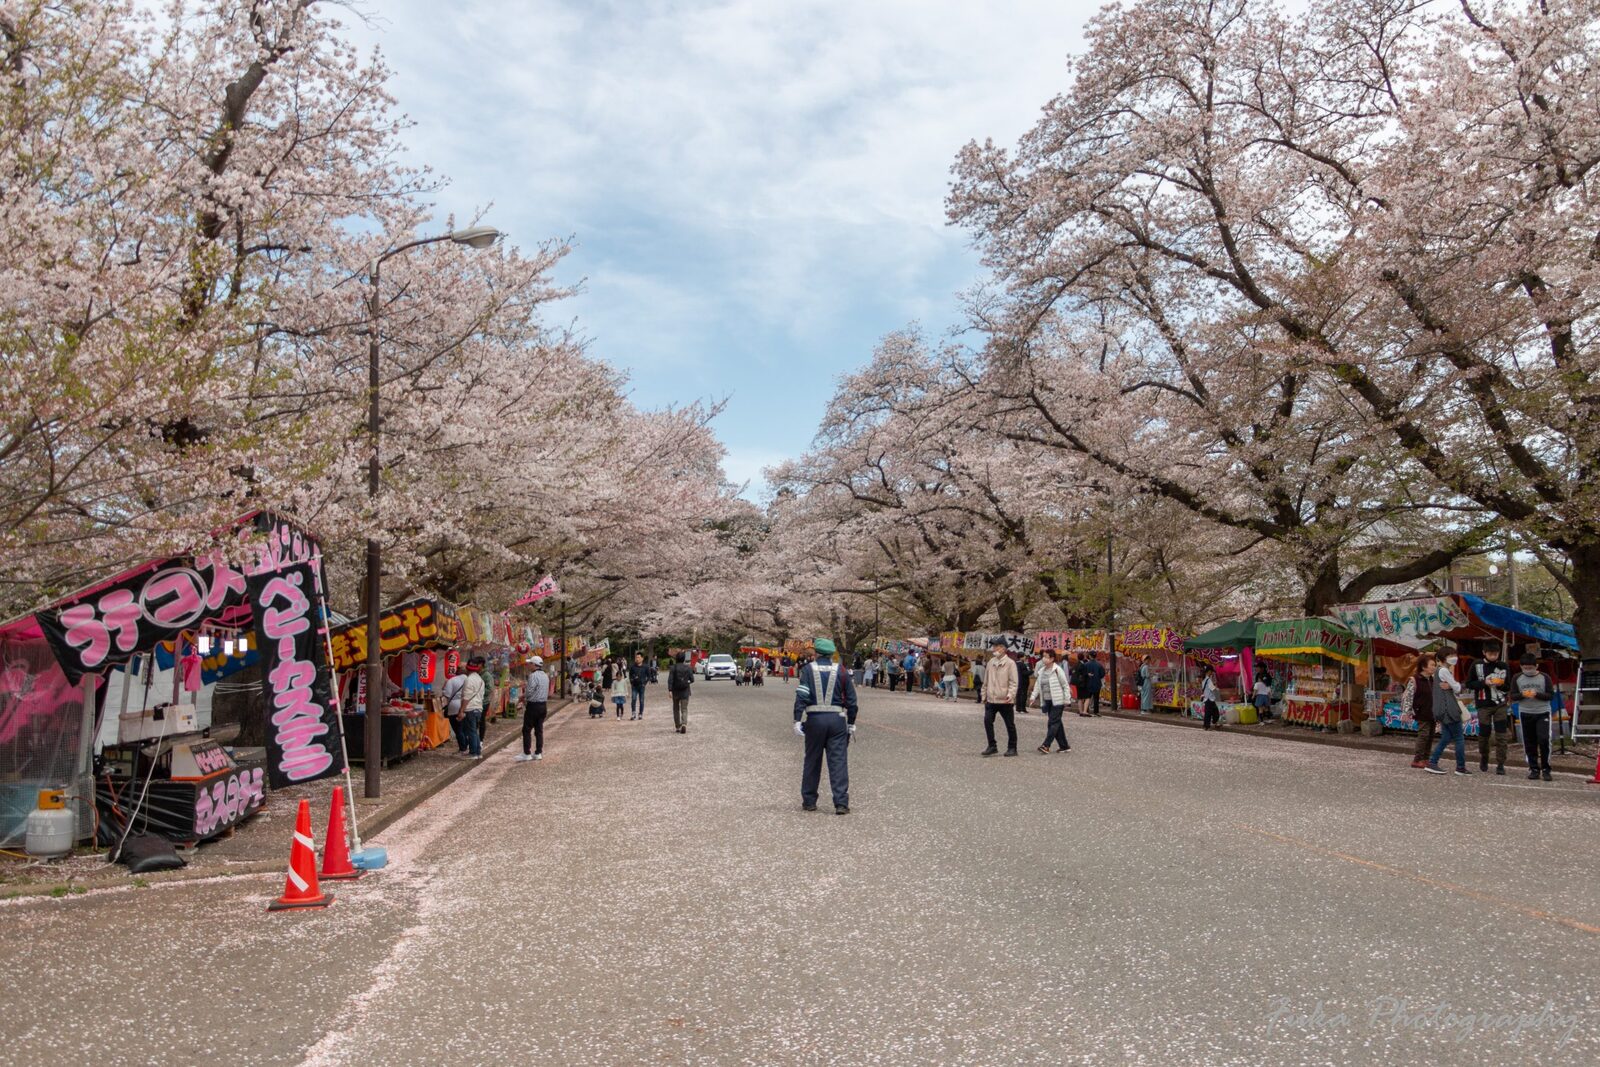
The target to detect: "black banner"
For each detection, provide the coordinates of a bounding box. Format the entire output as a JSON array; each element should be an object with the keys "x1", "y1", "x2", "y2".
[
  {"x1": 34, "y1": 513, "x2": 317, "y2": 685},
  {"x1": 248, "y1": 561, "x2": 344, "y2": 790},
  {"x1": 36, "y1": 554, "x2": 252, "y2": 685}
]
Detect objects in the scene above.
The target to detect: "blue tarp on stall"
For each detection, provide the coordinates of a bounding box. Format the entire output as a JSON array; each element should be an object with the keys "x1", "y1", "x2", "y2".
[{"x1": 1457, "y1": 594, "x2": 1579, "y2": 651}]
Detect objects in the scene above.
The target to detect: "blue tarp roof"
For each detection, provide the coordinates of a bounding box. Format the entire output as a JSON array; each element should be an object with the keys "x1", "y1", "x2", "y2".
[{"x1": 1457, "y1": 594, "x2": 1579, "y2": 651}]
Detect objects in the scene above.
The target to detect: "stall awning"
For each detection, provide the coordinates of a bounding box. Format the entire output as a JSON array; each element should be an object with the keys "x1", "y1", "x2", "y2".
[
  {"x1": 1035, "y1": 630, "x2": 1111, "y2": 653},
  {"x1": 1117, "y1": 626, "x2": 1187, "y2": 654},
  {"x1": 1334, "y1": 593, "x2": 1580, "y2": 652},
  {"x1": 1455, "y1": 594, "x2": 1578, "y2": 652},
  {"x1": 1255, "y1": 617, "x2": 1365, "y2": 666},
  {"x1": 328, "y1": 596, "x2": 463, "y2": 671},
  {"x1": 1184, "y1": 619, "x2": 1262, "y2": 650},
  {"x1": 1333, "y1": 596, "x2": 1471, "y2": 642}
]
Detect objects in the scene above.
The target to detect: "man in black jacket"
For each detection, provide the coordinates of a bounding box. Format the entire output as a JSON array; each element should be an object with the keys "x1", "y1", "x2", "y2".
[
  {"x1": 1471, "y1": 644, "x2": 1510, "y2": 774},
  {"x1": 667, "y1": 651, "x2": 695, "y2": 734},
  {"x1": 628, "y1": 653, "x2": 652, "y2": 721}
]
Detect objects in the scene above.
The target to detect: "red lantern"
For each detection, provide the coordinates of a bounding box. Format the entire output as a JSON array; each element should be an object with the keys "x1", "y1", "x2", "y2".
[
  {"x1": 418, "y1": 650, "x2": 437, "y2": 685},
  {"x1": 444, "y1": 650, "x2": 460, "y2": 678}
]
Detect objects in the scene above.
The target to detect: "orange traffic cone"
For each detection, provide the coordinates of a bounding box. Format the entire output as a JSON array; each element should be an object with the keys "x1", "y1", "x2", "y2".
[
  {"x1": 319, "y1": 785, "x2": 364, "y2": 881},
  {"x1": 268, "y1": 798, "x2": 334, "y2": 912}
]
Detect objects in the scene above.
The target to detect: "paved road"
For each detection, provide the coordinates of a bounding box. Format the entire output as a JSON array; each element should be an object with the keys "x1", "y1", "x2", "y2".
[{"x1": 4, "y1": 677, "x2": 1599, "y2": 1066}]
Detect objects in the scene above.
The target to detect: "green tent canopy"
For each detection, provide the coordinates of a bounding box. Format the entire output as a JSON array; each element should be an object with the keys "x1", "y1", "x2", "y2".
[
  {"x1": 1184, "y1": 618, "x2": 1262, "y2": 651},
  {"x1": 1255, "y1": 617, "x2": 1365, "y2": 666}
]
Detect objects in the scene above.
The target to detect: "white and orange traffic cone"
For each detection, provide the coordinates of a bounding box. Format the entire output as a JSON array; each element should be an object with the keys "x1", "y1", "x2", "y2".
[
  {"x1": 268, "y1": 798, "x2": 334, "y2": 912},
  {"x1": 319, "y1": 785, "x2": 364, "y2": 881}
]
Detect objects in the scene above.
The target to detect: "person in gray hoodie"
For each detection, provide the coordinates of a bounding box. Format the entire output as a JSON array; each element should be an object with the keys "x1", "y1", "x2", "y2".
[{"x1": 1513, "y1": 659, "x2": 1556, "y2": 781}]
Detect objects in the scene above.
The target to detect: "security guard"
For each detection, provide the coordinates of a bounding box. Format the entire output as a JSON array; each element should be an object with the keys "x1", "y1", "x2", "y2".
[{"x1": 793, "y1": 637, "x2": 859, "y2": 814}]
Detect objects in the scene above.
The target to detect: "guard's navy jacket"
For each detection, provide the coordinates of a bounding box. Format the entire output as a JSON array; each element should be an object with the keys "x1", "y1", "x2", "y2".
[{"x1": 793, "y1": 658, "x2": 859, "y2": 724}]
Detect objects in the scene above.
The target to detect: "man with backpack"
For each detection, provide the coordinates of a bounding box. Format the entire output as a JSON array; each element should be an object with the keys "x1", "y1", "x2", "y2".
[
  {"x1": 1514, "y1": 659, "x2": 1556, "y2": 781},
  {"x1": 668, "y1": 651, "x2": 695, "y2": 734}
]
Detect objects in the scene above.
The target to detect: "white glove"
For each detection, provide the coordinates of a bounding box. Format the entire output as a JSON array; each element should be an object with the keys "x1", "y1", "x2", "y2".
[
  {"x1": 847, "y1": 724, "x2": 856, "y2": 735},
  {"x1": 794, "y1": 721, "x2": 805, "y2": 737}
]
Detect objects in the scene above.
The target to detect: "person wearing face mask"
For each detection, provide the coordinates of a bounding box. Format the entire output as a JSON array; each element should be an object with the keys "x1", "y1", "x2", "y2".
[
  {"x1": 1404, "y1": 654, "x2": 1437, "y2": 769},
  {"x1": 1470, "y1": 643, "x2": 1510, "y2": 775},
  {"x1": 1513, "y1": 659, "x2": 1556, "y2": 781},
  {"x1": 1426, "y1": 649, "x2": 1470, "y2": 776}
]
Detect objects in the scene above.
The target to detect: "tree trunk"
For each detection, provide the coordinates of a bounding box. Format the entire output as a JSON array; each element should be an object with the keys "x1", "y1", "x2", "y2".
[
  {"x1": 996, "y1": 596, "x2": 1025, "y2": 632},
  {"x1": 1567, "y1": 544, "x2": 1600, "y2": 658},
  {"x1": 1301, "y1": 557, "x2": 1346, "y2": 618}
]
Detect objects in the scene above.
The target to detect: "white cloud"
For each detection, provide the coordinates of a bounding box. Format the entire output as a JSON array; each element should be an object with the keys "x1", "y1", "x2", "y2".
[{"x1": 335, "y1": 0, "x2": 1102, "y2": 465}]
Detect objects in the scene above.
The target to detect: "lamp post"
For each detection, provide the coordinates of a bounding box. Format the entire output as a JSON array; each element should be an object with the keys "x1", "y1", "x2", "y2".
[
  {"x1": 874, "y1": 574, "x2": 881, "y2": 650},
  {"x1": 363, "y1": 226, "x2": 501, "y2": 799},
  {"x1": 1106, "y1": 531, "x2": 1118, "y2": 708}
]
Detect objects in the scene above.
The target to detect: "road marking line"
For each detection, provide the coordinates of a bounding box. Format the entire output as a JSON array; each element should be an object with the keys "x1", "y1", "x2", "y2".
[{"x1": 1236, "y1": 822, "x2": 1600, "y2": 937}]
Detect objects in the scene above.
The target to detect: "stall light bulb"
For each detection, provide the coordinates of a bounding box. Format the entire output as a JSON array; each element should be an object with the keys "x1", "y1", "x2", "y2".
[
  {"x1": 223, "y1": 638, "x2": 235, "y2": 656},
  {"x1": 236, "y1": 634, "x2": 249, "y2": 654},
  {"x1": 197, "y1": 634, "x2": 211, "y2": 655}
]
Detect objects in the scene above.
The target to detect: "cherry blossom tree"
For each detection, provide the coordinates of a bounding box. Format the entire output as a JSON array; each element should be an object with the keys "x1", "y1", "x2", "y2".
[
  {"x1": 764, "y1": 328, "x2": 1308, "y2": 638},
  {"x1": 0, "y1": 0, "x2": 423, "y2": 608},
  {"x1": 0, "y1": 0, "x2": 742, "y2": 629},
  {"x1": 948, "y1": 0, "x2": 1592, "y2": 624}
]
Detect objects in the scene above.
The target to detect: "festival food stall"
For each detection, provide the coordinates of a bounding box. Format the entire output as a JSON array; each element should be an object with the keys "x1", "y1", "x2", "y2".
[
  {"x1": 1184, "y1": 619, "x2": 1261, "y2": 721},
  {"x1": 456, "y1": 605, "x2": 517, "y2": 721},
  {"x1": 1034, "y1": 629, "x2": 1113, "y2": 700},
  {"x1": 938, "y1": 632, "x2": 979, "y2": 690},
  {"x1": 1254, "y1": 617, "x2": 1366, "y2": 731},
  {"x1": 1336, "y1": 594, "x2": 1579, "y2": 737},
  {"x1": 0, "y1": 512, "x2": 347, "y2": 851},
  {"x1": 328, "y1": 596, "x2": 464, "y2": 764},
  {"x1": 1115, "y1": 627, "x2": 1195, "y2": 710}
]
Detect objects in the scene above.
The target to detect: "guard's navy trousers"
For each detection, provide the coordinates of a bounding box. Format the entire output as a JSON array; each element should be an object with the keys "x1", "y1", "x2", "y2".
[{"x1": 801, "y1": 710, "x2": 850, "y2": 809}]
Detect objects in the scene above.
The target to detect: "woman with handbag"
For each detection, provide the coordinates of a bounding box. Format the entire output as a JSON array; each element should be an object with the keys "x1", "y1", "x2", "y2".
[{"x1": 1426, "y1": 650, "x2": 1470, "y2": 775}]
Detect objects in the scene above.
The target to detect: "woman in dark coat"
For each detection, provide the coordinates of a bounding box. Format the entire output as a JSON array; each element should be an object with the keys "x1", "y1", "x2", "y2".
[{"x1": 1407, "y1": 654, "x2": 1436, "y2": 769}]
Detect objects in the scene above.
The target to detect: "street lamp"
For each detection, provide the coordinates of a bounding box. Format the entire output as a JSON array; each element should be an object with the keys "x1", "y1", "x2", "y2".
[{"x1": 363, "y1": 226, "x2": 502, "y2": 799}]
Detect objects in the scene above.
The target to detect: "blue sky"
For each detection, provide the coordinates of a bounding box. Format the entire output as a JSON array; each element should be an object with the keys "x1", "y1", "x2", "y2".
[{"x1": 339, "y1": 1, "x2": 1100, "y2": 494}]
